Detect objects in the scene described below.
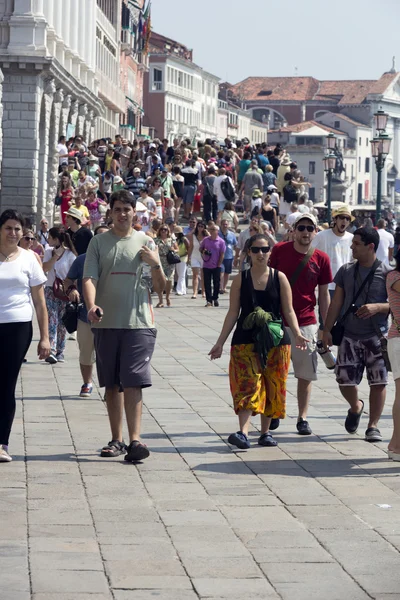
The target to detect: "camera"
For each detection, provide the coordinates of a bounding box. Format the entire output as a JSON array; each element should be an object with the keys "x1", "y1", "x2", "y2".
[
  {"x1": 203, "y1": 249, "x2": 212, "y2": 257},
  {"x1": 349, "y1": 304, "x2": 358, "y2": 315}
]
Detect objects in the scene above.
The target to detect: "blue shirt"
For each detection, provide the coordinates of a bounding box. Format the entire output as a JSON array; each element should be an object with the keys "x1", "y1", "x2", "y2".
[
  {"x1": 66, "y1": 254, "x2": 87, "y2": 323},
  {"x1": 219, "y1": 230, "x2": 237, "y2": 260},
  {"x1": 257, "y1": 154, "x2": 269, "y2": 170}
]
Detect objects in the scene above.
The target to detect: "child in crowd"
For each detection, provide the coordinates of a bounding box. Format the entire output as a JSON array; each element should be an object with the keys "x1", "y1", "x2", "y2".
[{"x1": 164, "y1": 197, "x2": 176, "y2": 225}]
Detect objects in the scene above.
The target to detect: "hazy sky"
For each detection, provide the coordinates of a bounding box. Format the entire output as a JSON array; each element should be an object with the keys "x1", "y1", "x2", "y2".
[{"x1": 151, "y1": 0, "x2": 400, "y2": 84}]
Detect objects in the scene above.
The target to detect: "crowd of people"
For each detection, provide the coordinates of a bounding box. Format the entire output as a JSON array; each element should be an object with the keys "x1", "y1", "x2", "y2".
[{"x1": 0, "y1": 133, "x2": 400, "y2": 467}]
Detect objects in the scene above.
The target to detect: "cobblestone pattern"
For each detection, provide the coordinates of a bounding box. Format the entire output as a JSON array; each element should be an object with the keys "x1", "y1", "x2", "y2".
[{"x1": 1, "y1": 294, "x2": 399, "y2": 600}]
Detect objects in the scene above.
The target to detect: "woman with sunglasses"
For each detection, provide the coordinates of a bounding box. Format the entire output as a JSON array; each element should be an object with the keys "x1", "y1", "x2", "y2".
[
  {"x1": 236, "y1": 222, "x2": 262, "y2": 271},
  {"x1": 209, "y1": 234, "x2": 307, "y2": 450},
  {"x1": 188, "y1": 221, "x2": 209, "y2": 299},
  {"x1": 155, "y1": 225, "x2": 178, "y2": 307},
  {"x1": 19, "y1": 229, "x2": 42, "y2": 266}
]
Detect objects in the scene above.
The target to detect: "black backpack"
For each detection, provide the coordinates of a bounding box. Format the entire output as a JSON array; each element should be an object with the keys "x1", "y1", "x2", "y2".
[
  {"x1": 283, "y1": 183, "x2": 297, "y2": 203},
  {"x1": 221, "y1": 177, "x2": 235, "y2": 201}
]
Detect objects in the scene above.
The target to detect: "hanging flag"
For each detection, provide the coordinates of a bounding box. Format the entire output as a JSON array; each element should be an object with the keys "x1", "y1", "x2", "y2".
[{"x1": 144, "y1": 0, "x2": 151, "y2": 53}]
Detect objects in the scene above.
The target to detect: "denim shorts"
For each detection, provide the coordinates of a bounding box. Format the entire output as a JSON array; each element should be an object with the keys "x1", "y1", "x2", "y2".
[{"x1": 183, "y1": 185, "x2": 196, "y2": 204}]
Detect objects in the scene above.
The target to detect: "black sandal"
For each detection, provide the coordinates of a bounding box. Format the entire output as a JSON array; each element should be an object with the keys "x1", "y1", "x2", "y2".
[
  {"x1": 124, "y1": 440, "x2": 150, "y2": 462},
  {"x1": 258, "y1": 433, "x2": 278, "y2": 447},
  {"x1": 100, "y1": 440, "x2": 126, "y2": 457}
]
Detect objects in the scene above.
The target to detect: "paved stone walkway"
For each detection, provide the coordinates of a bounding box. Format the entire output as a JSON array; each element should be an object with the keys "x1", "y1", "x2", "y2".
[{"x1": 2, "y1": 292, "x2": 400, "y2": 600}]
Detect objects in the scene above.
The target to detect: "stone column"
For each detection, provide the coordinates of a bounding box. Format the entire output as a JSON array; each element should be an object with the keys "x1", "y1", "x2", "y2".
[
  {"x1": 68, "y1": 98, "x2": 79, "y2": 137},
  {"x1": 0, "y1": 0, "x2": 14, "y2": 49},
  {"x1": 36, "y1": 77, "x2": 55, "y2": 222},
  {"x1": 77, "y1": 103, "x2": 88, "y2": 136},
  {"x1": 0, "y1": 69, "x2": 41, "y2": 217},
  {"x1": 8, "y1": 0, "x2": 47, "y2": 54},
  {"x1": 59, "y1": 93, "x2": 71, "y2": 140},
  {"x1": 46, "y1": 88, "x2": 63, "y2": 223}
]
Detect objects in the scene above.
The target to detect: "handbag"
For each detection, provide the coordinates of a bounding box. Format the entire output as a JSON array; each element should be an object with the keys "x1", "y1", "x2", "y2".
[
  {"x1": 166, "y1": 250, "x2": 181, "y2": 265},
  {"x1": 53, "y1": 276, "x2": 69, "y2": 301},
  {"x1": 54, "y1": 196, "x2": 62, "y2": 206},
  {"x1": 62, "y1": 302, "x2": 80, "y2": 334},
  {"x1": 331, "y1": 260, "x2": 380, "y2": 346}
]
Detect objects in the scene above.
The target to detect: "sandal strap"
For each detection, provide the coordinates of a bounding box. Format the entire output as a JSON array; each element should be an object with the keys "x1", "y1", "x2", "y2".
[{"x1": 103, "y1": 440, "x2": 125, "y2": 450}]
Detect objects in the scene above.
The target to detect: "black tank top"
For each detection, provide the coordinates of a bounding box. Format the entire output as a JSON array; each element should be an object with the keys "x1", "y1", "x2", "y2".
[
  {"x1": 231, "y1": 268, "x2": 290, "y2": 346},
  {"x1": 261, "y1": 207, "x2": 275, "y2": 225}
]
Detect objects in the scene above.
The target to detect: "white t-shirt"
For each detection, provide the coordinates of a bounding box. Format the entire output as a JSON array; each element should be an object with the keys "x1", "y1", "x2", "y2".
[
  {"x1": 0, "y1": 249, "x2": 47, "y2": 323},
  {"x1": 43, "y1": 248, "x2": 76, "y2": 287},
  {"x1": 251, "y1": 198, "x2": 262, "y2": 213},
  {"x1": 312, "y1": 228, "x2": 353, "y2": 290},
  {"x1": 57, "y1": 143, "x2": 68, "y2": 166},
  {"x1": 376, "y1": 229, "x2": 395, "y2": 266},
  {"x1": 213, "y1": 175, "x2": 233, "y2": 205},
  {"x1": 144, "y1": 197, "x2": 157, "y2": 215}
]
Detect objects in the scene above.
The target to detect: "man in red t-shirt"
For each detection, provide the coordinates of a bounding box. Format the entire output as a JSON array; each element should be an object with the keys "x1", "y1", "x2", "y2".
[{"x1": 269, "y1": 213, "x2": 332, "y2": 435}]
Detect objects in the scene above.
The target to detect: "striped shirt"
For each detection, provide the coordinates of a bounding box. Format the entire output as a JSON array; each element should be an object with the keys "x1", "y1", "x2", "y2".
[{"x1": 387, "y1": 270, "x2": 400, "y2": 339}]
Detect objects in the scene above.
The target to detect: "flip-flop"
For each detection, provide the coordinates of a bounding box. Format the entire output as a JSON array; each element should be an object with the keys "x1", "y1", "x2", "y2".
[{"x1": 156, "y1": 302, "x2": 164, "y2": 308}]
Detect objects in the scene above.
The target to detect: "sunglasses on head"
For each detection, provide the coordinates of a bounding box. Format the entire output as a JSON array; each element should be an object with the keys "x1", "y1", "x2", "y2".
[
  {"x1": 296, "y1": 225, "x2": 315, "y2": 232},
  {"x1": 337, "y1": 215, "x2": 351, "y2": 221},
  {"x1": 250, "y1": 246, "x2": 270, "y2": 254},
  {"x1": 24, "y1": 236, "x2": 34, "y2": 242}
]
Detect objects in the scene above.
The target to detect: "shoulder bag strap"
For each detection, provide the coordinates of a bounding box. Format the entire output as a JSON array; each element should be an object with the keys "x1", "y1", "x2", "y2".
[
  {"x1": 340, "y1": 259, "x2": 381, "y2": 323},
  {"x1": 289, "y1": 248, "x2": 314, "y2": 287}
]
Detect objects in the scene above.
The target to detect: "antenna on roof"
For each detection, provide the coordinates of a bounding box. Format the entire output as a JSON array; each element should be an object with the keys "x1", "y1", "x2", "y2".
[
  {"x1": 390, "y1": 56, "x2": 396, "y2": 74},
  {"x1": 294, "y1": 66, "x2": 298, "y2": 77}
]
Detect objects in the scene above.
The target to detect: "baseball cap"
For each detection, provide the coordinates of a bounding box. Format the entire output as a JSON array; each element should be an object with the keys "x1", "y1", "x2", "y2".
[
  {"x1": 133, "y1": 167, "x2": 140, "y2": 173},
  {"x1": 64, "y1": 207, "x2": 83, "y2": 222},
  {"x1": 293, "y1": 213, "x2": 318, "y2": 229},
  {"x1": 267, "y1": 185, "x2": 278, "y2": 191},
  {"x1": 113, "y1": 176, "x2": 123, "y2": 184}
]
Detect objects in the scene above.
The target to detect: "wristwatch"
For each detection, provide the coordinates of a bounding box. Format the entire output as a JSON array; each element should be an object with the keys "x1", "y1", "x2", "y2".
[{"x1": 151, "y1": 264, "x2": 161, "y2": 270}]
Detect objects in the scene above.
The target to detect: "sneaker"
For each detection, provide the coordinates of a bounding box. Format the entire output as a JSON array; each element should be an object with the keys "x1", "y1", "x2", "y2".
[
  {"x1": 296, "y1": 419, "x2": 312, "y2": 435},
  {"x1": 56, "y1": 353, "x2": 65, "y2": 363},
  {"x1": 80, "y1": 383, "x2": 93, "y2": 398},
  {"x1": 0, "y1": 445, "x2": 12, "y2": 462},
  {"x1": 345, "y1": 400, "x2": 364, "y2": 434},
  {"x1": 365, "y1": 427, "x2": 383, "y2": 442},
  {"x1": 205, "y1": 302, "x2": 212, "y2": 307},
  {"x1": 227, "y1": 431, "x2": 250, "y2": 450},
  {"x1": 270, "y1": 418, "x2": 280, "y2": 431},
  {"x1": 214, "y1": 300, "x2": 219, "y2": 307},
  {"x1": 68, "y1": 332, "x2": 76, "y2": 341},
  {"x1": 45, "y1": 354, "x2": 58, "y2": 365}
]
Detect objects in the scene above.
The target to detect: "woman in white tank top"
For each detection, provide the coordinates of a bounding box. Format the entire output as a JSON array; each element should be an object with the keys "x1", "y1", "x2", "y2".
[{"x1": 188, "y1": 221, "x2": 209, "y2": 299}]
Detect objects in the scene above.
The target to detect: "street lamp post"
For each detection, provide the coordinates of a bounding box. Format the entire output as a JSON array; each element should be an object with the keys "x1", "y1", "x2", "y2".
[
  {"x1": 324, "y1": 134, "x2": 337, "y2": 223},
  {"x1": 370, "y1": 109, "x2": 392, "y2": 222}
]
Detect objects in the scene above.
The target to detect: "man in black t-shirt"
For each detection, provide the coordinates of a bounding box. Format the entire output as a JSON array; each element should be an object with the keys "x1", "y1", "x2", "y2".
[{"x1": 64, "y1": 207, "x2": 93, "y2": 255}]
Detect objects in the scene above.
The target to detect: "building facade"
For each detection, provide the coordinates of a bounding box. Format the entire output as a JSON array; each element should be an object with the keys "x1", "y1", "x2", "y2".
[
  {"x1": 228, "y1": 68, "x2": 400, "y2": 207},
  {"x1": 0, "y1": 0, "x2": 103, "y2": 222},
  {"x1": 143, "y1": 32, "x2": 219, "y2": 143},
  {"x1": 119, "y1": 0, "x2": 149, "y2": 141},
  {"x1": 267, "y1": 119, "x2": 372, "y2": 205}
]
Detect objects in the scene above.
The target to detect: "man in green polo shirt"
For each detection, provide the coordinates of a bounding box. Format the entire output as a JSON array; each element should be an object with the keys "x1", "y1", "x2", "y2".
[{"x1": 83, "y1": 190, "x2": 166, "y2": 462}]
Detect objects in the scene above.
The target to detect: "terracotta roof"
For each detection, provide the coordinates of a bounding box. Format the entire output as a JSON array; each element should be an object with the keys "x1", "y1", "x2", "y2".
[
  {"x1": 230, "y1": 72, "x2": 399, "y2": 106},
  {"x1": 230, "y1": 77, "x2": 320, "y2": 102},
  {"x1": 268, "y1": 120, "x2": 346, "y2": 135}
]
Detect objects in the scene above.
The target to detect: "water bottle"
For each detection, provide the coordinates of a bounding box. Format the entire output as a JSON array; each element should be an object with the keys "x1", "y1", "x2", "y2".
[{"x1": 316, "y1": 341, "x2": 336, "y2": 370}]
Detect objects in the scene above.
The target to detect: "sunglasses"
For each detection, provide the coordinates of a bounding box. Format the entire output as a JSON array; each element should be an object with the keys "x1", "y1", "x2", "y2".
[
  {"x1": 250, "y1": 246, "x2": 270, "y2": 254},
  {"x1": 24, "y1": 236, "x2": 35, "y2": 242},
  {"x1": 296, "y1": 225, "x2": 315, "y2": 232},
  {"x1": 160, "y1": 229, "x2": 168, "y2": 232},
  {"x1": 337, "y1": 215, "x2": 351, "y2": 221},
  {"x1": 197, "y1": 224, "x2": 205, "y2": 227}
]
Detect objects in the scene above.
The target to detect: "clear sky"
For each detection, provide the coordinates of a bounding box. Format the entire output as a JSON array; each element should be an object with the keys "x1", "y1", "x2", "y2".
[{"x1": 150, "y1": 0, "x2": 400, "y2": 84}]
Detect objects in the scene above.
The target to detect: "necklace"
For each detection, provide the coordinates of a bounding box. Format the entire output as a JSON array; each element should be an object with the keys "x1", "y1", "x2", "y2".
[{"x1": 0, "y1": 249, "x2": 18, "y2": 262}]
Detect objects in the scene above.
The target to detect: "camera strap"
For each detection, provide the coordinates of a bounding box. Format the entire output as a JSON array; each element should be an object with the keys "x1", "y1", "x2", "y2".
[{"x1": 343, "y1": 259, "x2": 381, "y2": 322}]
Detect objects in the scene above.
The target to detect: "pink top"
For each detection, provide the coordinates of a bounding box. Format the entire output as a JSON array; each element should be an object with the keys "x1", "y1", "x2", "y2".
[{"x1": 387, "y1": 270, "x2": 400, "y2": 339}]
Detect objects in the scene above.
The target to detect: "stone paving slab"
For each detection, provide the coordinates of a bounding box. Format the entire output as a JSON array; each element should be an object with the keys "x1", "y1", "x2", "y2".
[{"x1": 1, "y1": 292, "x2": 400, "y2": 599}]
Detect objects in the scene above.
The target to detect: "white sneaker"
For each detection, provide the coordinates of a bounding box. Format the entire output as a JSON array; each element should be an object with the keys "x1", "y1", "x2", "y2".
[
  {"x1": 68, "y1": 332, "x2": 77, "y2": 341},
  {"x1": 0, "y1": 445, "x2": 12, "y2": 462}
]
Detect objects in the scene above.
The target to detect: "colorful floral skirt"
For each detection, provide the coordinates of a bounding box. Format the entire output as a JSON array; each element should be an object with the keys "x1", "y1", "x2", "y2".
[{"x1": 229, "y1": 343, "x2": 291, "y2": 418}]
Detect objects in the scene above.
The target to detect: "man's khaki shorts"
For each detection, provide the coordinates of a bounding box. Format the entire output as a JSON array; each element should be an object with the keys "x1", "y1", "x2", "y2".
[
  {"x1": 77, "y1": 319, "x2": 96, "y2": 366},
  {"x1": 285, "y1": 323, "x2": 318, "y2": 382}
]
